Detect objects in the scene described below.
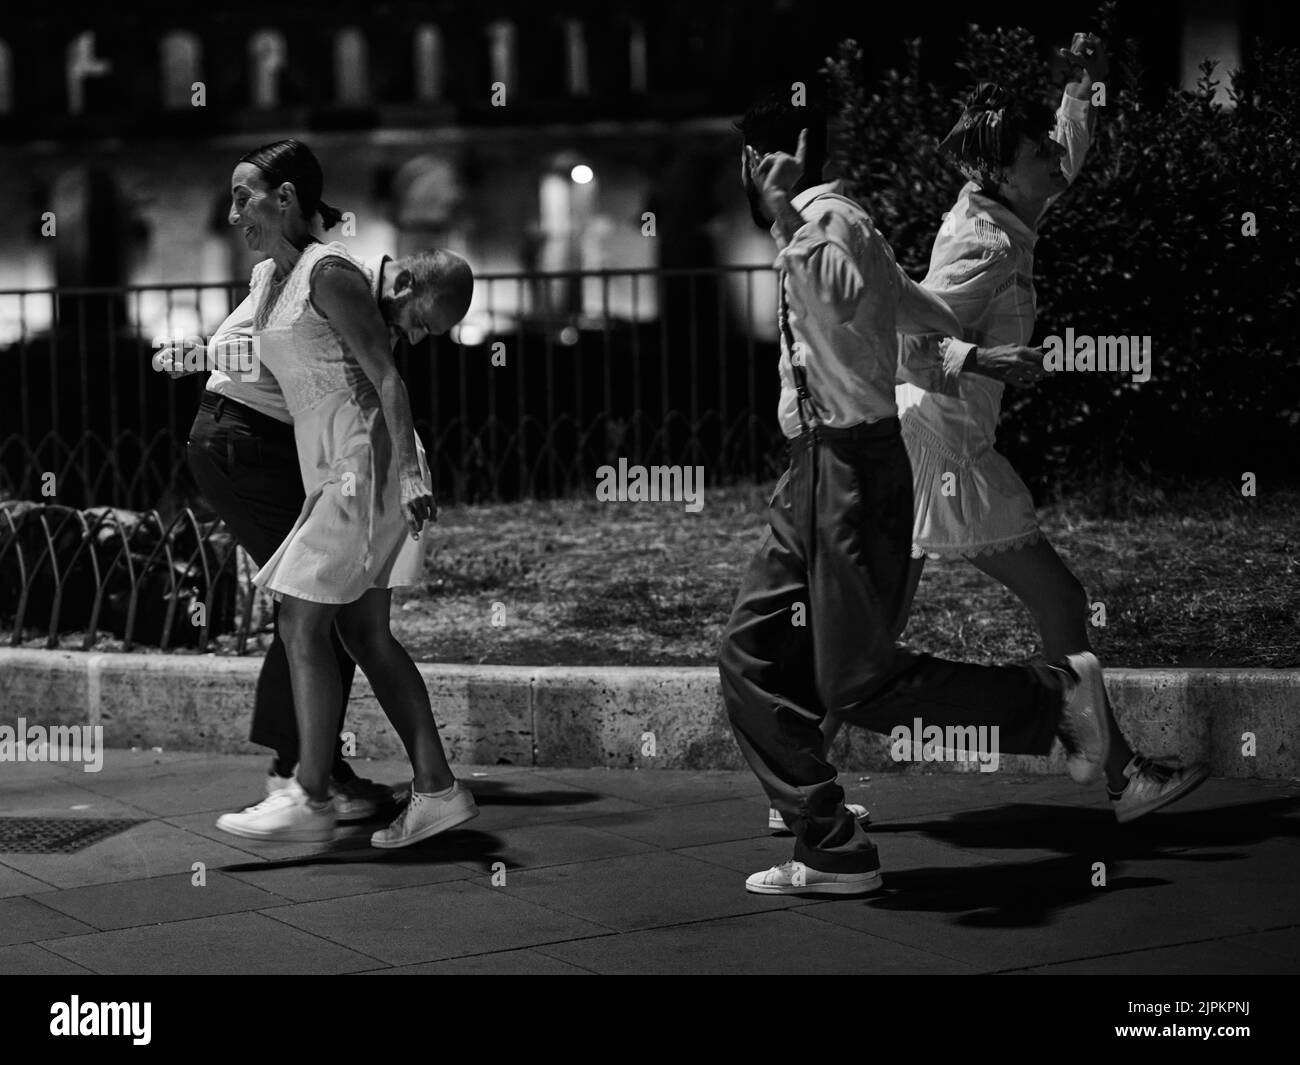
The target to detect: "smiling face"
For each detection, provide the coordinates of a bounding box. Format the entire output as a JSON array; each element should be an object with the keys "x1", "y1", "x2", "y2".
[{"x1": 228, "y1": 162, "x2": 284, "y2": 254}]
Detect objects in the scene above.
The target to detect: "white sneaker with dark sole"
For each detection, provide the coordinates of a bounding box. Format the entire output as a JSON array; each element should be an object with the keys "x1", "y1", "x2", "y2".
[
  {"x1": 768, "y1": 804, "x2": 871, "y2": 832},
  {"x1": 1111, "y1": 757, "x2": 1211, "y2": 823},
  {"x1": 745, "y1": 860, "x2": 882, "y2": 896},
  {"x1": 217, "y1": 779, "x2": 336, "y2": 843},
  {"x1": 371, "y1": 781, "x2": 479, "y2": 849}
]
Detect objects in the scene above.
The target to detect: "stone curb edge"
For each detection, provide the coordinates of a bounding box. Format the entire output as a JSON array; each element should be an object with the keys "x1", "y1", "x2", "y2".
[{"x1": 1, "y1": 649, "x2": 1297, "y2": 777}]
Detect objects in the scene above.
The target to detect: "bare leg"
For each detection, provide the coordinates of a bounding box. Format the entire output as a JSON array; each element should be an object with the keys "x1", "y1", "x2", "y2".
[
  {"x1": 965, "y1": 537, "x2": 1135, "y2": 788},
  {"x1": 276, "y1": 596, "x2": 345, "y2": 803},
  {"x1": 821, "y1": 555, "x2": 926, "y2": 750},
  {"x1": 335, "y1": 587, "x2": 454, "y2": 794}
]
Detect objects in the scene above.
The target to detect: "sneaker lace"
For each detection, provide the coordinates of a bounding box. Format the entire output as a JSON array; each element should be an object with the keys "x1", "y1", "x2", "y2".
[{"x1": 242, "y1": 791, "x2": 295, "y2": 815}]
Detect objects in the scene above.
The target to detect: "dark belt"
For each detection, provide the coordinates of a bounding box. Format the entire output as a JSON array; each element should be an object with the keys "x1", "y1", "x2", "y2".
[
  {"x1": 788, "y1": 416, "x2": 901, "y2": 451},
  {"x1": 198, "y1": 391, "x2": 294, "y2": 438}
]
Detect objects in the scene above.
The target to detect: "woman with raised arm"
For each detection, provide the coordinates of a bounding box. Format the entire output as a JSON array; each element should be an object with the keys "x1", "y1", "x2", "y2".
[{"x1": 819, "y1": 36, "x2": 1207, "y2": 823}]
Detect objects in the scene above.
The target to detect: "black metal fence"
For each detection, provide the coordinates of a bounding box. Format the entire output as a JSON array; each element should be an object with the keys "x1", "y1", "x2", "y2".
[
  {"x1": 0, "y1": 501, "x2": 253, "y2": 652},
  {"x1": 0, "y1": 267, "x2": 788, "y2": 511}
]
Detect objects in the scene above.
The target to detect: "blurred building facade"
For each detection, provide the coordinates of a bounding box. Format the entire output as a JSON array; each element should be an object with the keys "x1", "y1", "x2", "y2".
[{"x1": 0, "y1": 0, "x2": 1250, "y2": 345}]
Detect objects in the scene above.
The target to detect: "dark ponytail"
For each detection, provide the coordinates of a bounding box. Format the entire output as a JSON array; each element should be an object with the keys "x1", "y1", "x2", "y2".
[
  {"x1": 238, "y1": 138, "x2": 341, "y2": 228},
  {"x1": 316, "y1": 200, "x2": 344, "y2": 231}
]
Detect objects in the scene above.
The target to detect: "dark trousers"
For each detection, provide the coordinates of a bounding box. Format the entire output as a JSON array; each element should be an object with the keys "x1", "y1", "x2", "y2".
[
  {"x1": 718, "y1": 419, "x2": 1062, "y2": 873},
  {"x1": 187, "y1": 392, "x2": 356, "y2": 770}
]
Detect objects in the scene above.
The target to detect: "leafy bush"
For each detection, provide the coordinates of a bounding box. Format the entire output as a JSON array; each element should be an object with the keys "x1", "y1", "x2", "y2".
[{"x1": 824, "y1": 3, "x2": 1300, "y2": 494}]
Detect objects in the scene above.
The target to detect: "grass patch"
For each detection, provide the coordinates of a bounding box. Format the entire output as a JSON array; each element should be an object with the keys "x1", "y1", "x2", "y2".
[
  {"x1": 387, "y1": 480, "x2": 1298, "y2": 668},
  {"x1": 7, "y1": 481, "x2": 1295, "y2": 668}
]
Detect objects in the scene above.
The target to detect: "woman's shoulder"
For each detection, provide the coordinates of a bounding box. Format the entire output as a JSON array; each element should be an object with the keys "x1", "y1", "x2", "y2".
[{"x1": 305, "y1": 241, "x2": 368, "y2": 287}]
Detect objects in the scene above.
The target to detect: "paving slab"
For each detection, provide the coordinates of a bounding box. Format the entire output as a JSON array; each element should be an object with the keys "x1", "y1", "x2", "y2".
[
  {"x1": 449, "y1": 820, "x2": 657, "y2": 875},
  {"x1": 0, "y1": 754, "x2": 1293, "y2": 976},
  {"x1": 0, "y1": 862, "x2": 58, "y2": 898},
  {"x1": 0, "y1": 942, "x2": 95, "y2": 974},
  {"x1": 0, "y1": 895, "x2": 97, "y2": 946},
  {"x1": 366, "y1": 947, "x2": 594, "y2": 975},
  {"x1": 492, "y1": 850, "x2": 813, "y2": 932},
  {"x1": 39, "y1": 911, "x2": 383, "y2": 974},
  {"x1": 264, "y1": 880, "x2": 610, "y2": 966},
  {"x1": 577, "y1": 796, "x2": 785, "y2": 850},
  {"x1": 0, "y1": 819, "x2": 255, "y2": 890},
  {"x1": 30, "y1": 871, "x2": 289, "y2": 931},
  {"x1": 538, "y1": 910, "x2": 979, "y2": 975},
  {"x1": 221, "y1": 842, "x2": 482, "y2": 903},
  {"x1": 1014, "y1": 935, "x2": 1295, "y2": 974}
]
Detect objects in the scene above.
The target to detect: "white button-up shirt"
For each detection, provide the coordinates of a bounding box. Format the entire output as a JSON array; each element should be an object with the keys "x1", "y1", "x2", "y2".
[{"x1": 772, "y1": 182, "x2": 964, "y2": 439}]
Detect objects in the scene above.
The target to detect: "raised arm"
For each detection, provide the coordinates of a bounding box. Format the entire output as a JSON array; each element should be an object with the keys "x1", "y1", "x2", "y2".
[
  {"x1": 1051, "y1": 34, "x2": 1108, "y2": 194},
  {"x1": 310, "y1": 257, "x2": 435, "y2": 538}
]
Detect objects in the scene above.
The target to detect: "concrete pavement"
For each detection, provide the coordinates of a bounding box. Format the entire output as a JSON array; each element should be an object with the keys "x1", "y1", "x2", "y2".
[{"x1": 0, "y1": 750, "x2": 1296, "y2": 975}]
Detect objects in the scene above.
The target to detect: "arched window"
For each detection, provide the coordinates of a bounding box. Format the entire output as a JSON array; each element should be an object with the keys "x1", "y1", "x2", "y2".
[
  {"x1": 0, "y1": 38, "x2": 13, "y2": 114},
  {"x1": 334, "y1": 26, "x2": 369, "y2": 106},
  {"x1": 66, "y1": 32, "x2": 111, "y2": 115},
  {"x1": 160, "y1": 31, "x2": 202, "y2": 110},
  {"x1": 249, "y1": 29, "x2": 286, "y2": 109},
  {"x1": 629, "y1": 21, "x2": 648, "y2": 94},
  {"x1": 486, "y1": 20, "x2": 516, "y2": 90},
  {"x1": 564, "y1": 19, "x2": 588, "y2": 96},
  {"x1": 413, "y1": 24, "x2": 443, "y2": 102}
]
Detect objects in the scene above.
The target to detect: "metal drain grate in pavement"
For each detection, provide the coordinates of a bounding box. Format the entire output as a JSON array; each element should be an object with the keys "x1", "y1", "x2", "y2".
[{"x1": 0, "y1": 817, "x2": 149, "y2": 854}]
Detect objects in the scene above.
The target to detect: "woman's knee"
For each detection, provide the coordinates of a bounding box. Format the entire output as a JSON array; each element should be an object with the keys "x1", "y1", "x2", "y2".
[
  {"x1": 335, "y1": 613, "x2": 394, "y2": 664},
  {"x1": 277, "y1": 600, "x2": 333, "y2": 649}
]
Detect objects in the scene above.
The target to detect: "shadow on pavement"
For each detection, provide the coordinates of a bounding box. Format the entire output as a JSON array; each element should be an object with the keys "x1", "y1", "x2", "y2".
[
  {"x1": 846, "y1": 797, "x2": 1300, "y2": 927},
  {"x1": 217, "y1": 828, "x2": 502, "y2": 873}
]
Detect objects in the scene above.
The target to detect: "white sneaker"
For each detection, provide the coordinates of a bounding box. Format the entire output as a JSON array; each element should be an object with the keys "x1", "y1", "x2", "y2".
[
  {"x1": 266, "y1": 772, "x2": 294, "y2": 798},
  {"x1": 1111, "y1": 757, "x2": 1211, "y2": 823},
  {"x1": 217, "y1": 778, "x2": 336, "y2": 842},
  {"x1": 768, "y1": 804, "x2": 871, "y2": 831},
  {"x1": 745, "y1": 860, "x2": 882, "y2": 896},
  {"x1": 371, "y1": 781, "x2": 478, "y2": 849},
  {"x1": 1057, "y1": 652, "x2": 1111, "y2": 784},
  {"x1": 330, "y1": 776, "x2": 392, "y2": 822}
]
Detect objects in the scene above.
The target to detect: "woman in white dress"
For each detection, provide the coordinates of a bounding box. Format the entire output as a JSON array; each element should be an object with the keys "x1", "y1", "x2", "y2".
[
  {"x1": 838, "y1": 39, "x2": 1207, "y2": 821},
  {"x1": 213, "y1": 140, "x2": 477, "y2": 846}
]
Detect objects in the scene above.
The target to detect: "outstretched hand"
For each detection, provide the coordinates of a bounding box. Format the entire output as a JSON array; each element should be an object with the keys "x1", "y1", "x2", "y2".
[
  {"x1": 972, "y1": 345, "x2": 1048, "y2": 387},
  {"x1": 151, "y1": 347, "x2": 197, "y2": 380}
]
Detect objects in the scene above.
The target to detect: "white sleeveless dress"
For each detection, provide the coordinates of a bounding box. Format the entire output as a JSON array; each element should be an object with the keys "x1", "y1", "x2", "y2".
[{"x1": 248, "y1": 241, "x2": 432, "y2": 604}]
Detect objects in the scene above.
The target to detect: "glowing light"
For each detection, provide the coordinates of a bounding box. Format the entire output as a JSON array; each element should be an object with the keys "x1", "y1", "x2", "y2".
[
  {"x1": 570, "y1": 164, "x2": 594, "y2": 185},
  {"x1": 456, "y1": 322, "x2": 486, "y2": 346}
]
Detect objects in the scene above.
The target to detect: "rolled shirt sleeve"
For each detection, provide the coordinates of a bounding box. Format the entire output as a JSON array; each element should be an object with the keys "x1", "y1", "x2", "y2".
[{"x1": 1053, "y1": 90, "x2": 1092, "y2": 190}]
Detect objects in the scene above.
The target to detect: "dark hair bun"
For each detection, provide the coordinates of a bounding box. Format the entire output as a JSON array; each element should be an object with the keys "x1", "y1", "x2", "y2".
[{"x1": 317, "y1": 200, "x2": 344, "y2": 231}]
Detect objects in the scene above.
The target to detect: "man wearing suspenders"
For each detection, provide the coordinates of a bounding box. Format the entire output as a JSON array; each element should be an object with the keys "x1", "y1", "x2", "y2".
[{"x1": 719, "y1": 92, "x2": 1110, "y2": 896}]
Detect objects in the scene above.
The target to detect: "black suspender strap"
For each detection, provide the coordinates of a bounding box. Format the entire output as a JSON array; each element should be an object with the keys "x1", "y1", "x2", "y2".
[{"x1": 779, "y1": 270, "x2": 819, "y2": 434}]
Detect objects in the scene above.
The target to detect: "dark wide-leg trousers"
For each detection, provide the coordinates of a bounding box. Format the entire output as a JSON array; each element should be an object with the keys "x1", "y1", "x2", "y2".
[
  {"x1": 718, "y1": 418, "x2": 1062, "y2": 873},
  {"x1": 187, "y1": 392, "x2": 356, "y2": 767}
]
